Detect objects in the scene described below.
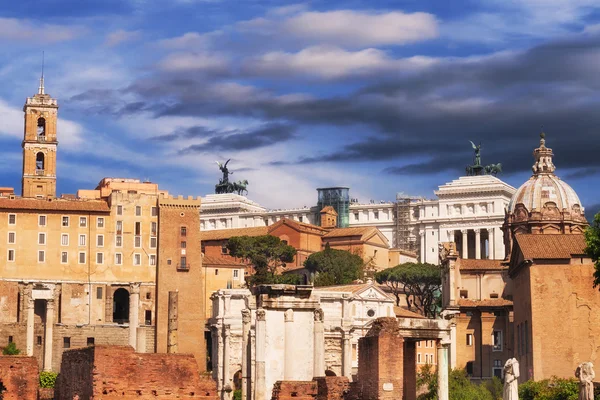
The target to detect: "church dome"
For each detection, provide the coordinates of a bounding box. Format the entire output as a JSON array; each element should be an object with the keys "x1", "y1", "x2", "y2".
[{"x1": 508, "y1": 173, "x2": 582, "y2": 214}]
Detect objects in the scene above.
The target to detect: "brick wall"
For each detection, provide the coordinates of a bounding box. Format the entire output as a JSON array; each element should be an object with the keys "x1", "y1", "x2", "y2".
[
  {"x1": 56, "y1": 345, "x2": 218, "y2": 399},
  {"x1": 271, "y1": 381, "x2": 317, "y2": 400},
  {"x1": 313, "y1": 377, "x2": 349, "y2": 400},
  {"x1": 0, "y1": 356, "x2": 39, "y2": 400}
]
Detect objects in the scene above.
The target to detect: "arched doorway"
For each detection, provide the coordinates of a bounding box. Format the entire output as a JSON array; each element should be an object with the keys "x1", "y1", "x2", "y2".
[
  {"x1": 233, "y1": 370, "x2": 242, "y2": 391},
  {"x1": 113, "y1": 288, "x2": 129, "y2": 324}
]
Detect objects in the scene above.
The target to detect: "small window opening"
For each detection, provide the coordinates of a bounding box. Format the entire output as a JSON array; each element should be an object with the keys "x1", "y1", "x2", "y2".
[
  {"x1": 37, "y1": 117, "x2": 46, "y2": 137},
  {"x1": 36, "y1": 152, "x2": 45, "y2": 170},
  {"x1": 87, "y1": 337, "x2": 95, "y2": 346}
]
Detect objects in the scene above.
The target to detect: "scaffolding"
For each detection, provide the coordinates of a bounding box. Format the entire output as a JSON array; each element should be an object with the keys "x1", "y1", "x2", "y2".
[{"x1": 394, "y1": 193, "x2": 422, "y2": 252}]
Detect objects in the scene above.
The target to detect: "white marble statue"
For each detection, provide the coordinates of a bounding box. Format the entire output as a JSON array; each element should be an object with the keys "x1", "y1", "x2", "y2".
[
  {"x1": 576, "y1": 362, "x2": 595, "y2": 400},
  {"x1": 503, "y1": 358, "x2": 520, "y2": 400}
]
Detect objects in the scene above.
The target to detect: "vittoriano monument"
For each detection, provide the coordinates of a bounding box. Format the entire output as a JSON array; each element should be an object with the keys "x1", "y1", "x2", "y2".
[
  {"x1": 466, "y1": 141, "x2": 502, "y2": 176},
  {"x1": 215, "y1": 159, "x2": 249, "y2": 195}
]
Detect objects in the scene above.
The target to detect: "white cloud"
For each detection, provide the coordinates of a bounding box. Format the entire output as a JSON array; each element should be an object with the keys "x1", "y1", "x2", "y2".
[
  {"x1": 157, "y1": 31, "x2": 220, "y2": 49},
  {"x1": 104, "y1": 29, "x2": 141, "y2": 47},
  {"x1": 157, "y1": 52, "x2": 229, "y2": 72},
  {"x1": 244, "y1": 46, "x2": 438, "y2": 79},
  {"x1": 0, "y1": 18, "x2": 84, "y2": 43},
  {"x1": 239, "y1": 10, "x2": 438, "y2": 47}
]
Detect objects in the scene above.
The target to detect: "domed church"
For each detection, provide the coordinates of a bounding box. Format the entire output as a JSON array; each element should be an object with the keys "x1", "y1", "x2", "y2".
[{"x1": 504, "y1": 133, "x2": 599, "y2": 382}]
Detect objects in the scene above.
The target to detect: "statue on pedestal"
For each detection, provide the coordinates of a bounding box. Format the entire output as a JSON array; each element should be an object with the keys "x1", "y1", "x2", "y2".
[
  {"x1": 503, "y1": 358, "x2": 520, "y2": 400},
  {"x1": 576, "y1": 362, "x2": 595, "y2": 400}
]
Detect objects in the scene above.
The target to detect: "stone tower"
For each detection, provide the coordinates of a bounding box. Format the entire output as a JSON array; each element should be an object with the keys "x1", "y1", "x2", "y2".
[{"x1": 21, "y1": 75, "x2": 58, "y2": 198}]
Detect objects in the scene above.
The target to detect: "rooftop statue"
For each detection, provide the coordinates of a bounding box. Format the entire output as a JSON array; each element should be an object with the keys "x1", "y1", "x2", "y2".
[
  {"x1": 470, "y1": 141, "x2": 482, "y2": 167},
  {"x1": 215, "y1": 160, "x2": 249, "y2": 195},
  {"x1": 466, "y1": 140, "x2": 502, "y2": 177}
]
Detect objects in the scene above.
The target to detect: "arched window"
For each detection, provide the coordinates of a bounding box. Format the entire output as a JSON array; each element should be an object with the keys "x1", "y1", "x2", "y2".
[
  {"x1": 36, "y1": 152, "x2": 45, "y2": 171},
  {"x1": 113, "y1": 288, "x2": 130, "y2": 324},
  {"x1": 325, "y1": 370, "x2": 337, "y2": 377},
  {"x1": 37, "y1": 118, "x2": 46, "y2": 137}
]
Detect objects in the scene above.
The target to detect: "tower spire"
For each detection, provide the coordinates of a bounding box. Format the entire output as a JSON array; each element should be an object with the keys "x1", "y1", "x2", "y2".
[
  {"x1": 532, "y1": 130, "x2": 555, "y2": 175},
  {"x1": 38, "y1": 51, "x2": 45, "y2": 95}
]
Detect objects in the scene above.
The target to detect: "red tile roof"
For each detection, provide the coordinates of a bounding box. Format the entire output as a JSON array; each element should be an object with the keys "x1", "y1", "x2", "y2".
[
  {"x1": 201, "y1": 226, "x2": 269, "y2": 241},
  {"x1": 323, "y1": 227, "x2": 378, "y2": 239},
  {"x1": 516, "y1": 234, "x2": 587, "y2": 259},
  {"x1": 394, "y1": 306, "x2": 426, "y2": 319},
  {"x1": 0, "y1": 197, "x2": 110, "y2": 212},
  {"x1": 457, "y1": 298, "x2": 513, "y2": 308},
  {"x1": 458, "y1": 259, "x2": 507, "y2": 271},
  {"x1": 202, "y1": 255, "x2": 247, "y2": 268}
]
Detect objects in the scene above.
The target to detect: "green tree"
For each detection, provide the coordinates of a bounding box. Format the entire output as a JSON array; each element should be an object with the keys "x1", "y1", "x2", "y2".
[
  {"x1": 227, "y1": 235, "x2": 298, "y2": 287},
  {"x1": 304, "y1": 244, "x2": 363, "y2": 286},
  {"x1": 39, "y1": 371, "x2": 59, "y2": 389},
  {"x1": 585, "y1": 212, "x2": 600, "y2": 287},
  {"x1": 2, "y1": 342, "x2": 20, "y2": 355},
  {"x1": 375, "y1": 262, "x2": 441, "y2": 317}
]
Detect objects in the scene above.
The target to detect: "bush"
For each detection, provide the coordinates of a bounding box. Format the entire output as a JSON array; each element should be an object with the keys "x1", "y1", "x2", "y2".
[
  {"x1": 233, "y1": 389, "x2": 242, "y2": 400},
  {"x1": 417, "y1": 368, "x2": 495, "y2": 400},
  {"x1": 484, "y1": 377, "x2": 503, "y2": 400},
  {"x1": 519, "y1": 377, "x2": 578, "y2": 400},
  {"x1": 39, "y1": 371, "x2": 58, "y2": 389},
  {"x1": 1, "y1": 342, "x2": 20, "y2": 355}
]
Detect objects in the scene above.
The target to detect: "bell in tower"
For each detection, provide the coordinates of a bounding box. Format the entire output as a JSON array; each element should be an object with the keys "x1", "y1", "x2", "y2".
[{"x1": 21, "y1": 72, "x2": 58, "y2": 198}]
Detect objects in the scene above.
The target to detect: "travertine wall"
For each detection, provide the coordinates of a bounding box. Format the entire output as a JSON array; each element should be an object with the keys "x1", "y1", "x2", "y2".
[{"x1": 0, "y1": 356, "x2": 39, "y2": 400}]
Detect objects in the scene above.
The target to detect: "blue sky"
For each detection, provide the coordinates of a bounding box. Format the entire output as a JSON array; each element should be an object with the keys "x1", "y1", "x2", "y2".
[{"x1": 1, "y1": 0, "x2": 599, "y2": 215}]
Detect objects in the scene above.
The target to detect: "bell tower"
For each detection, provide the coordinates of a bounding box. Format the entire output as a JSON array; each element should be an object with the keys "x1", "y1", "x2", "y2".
[{"x1": 22, "y1": 73, "x2": 58, "y2": 198}]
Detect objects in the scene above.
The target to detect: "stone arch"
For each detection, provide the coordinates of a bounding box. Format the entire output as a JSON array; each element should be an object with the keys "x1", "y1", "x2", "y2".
[
  {"x1": 233, "y1": 370, "x2": 242, "y2": 390},
  {"x1": 36, "y1": 152, "x2": 45, "y2": 170},
  {"x1": 113, "y1": 288, "x2": 129, "y2": 324},
  {"x1": 37, "y1": 117, "x2": 46, "y2": 137},
  {"x1": 325, "y1": 370, "x2": 337, "y2": 376}
]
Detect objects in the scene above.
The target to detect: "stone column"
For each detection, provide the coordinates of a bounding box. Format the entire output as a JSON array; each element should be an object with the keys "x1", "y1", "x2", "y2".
[
  {"x1": 284, "y1": 309, "x2": 294, "y2": 380},
  {"x1": 419, "y1": 232, "x2": 425, "y2": 262},
  {"x1": 250, "y1": 329, "x2": 256, "y2": 400},
  {"x1": 475, "y1": 229, "x2": 481, "y2": 260},
  {"x1": 488, "y1": 228, "x2": 495, "y2": 260},
  {"x1": 255, "y1": 309, "x2": 266, "y2": 400},
  {"x1": 167, "y1": 291, "x2": 178, "y2": 353},
  {"x1": 461, "y1": 230, "x2": 468, "y2": 259},
  {"x1": 342, "y1": 332, "x2": 352, "y2": 378},
  {"x1": 313, "y1": 308, "x2": 325, "y2": 378},
  {"x1": 437, "y1": 342, "x2": 449, "y2": 400},
  {"x1": 26, "y1": 290, "x2": 34, "y2": 356},
  {"x1": 129, "y1": 283, "x2": 140, "y2": 350},
  {"x1": 242, "y1": 309, "x2": 251, "y2": 400},
  {"x1": 43, "y1": 299, "x2": 55, "y2": 371},
  {"x1": 223, "y1": 324, "x2": 232, "y2": 396}
]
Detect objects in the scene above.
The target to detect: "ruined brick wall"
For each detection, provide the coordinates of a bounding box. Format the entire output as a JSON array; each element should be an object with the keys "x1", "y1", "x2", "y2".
[
  {"x1": 0, "y1": 356, "x2": 39, "y2": 400},
  {"x1": 56, "y1": 345, "x2": 218, "y2": 399},
  {"x1": 314, "y1": 377, "x2": 348, "y2": 400},
  {"x1": 271, "y1": 381, "x2": 317, "y2": 400}
]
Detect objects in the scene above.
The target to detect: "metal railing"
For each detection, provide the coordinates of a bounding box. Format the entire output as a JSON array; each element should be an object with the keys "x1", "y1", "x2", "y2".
[{"x1": 177, "y1": 263, "x2": 190, "y2": 271}]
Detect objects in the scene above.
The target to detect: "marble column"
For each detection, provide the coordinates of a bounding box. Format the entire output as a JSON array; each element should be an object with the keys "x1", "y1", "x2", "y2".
[
  {"x1": 475, "y1": 229, "x2": 481, "y2": 260},
  {"x1": 255, "y1": 309, "x2": 266, "y2": 400},
  {"x1": 437, "y1": 342, "x2": 449, "y2": 400},
  {"x1": 129, "y1": 283, "x2": 140, "y2": 350},
  {"x1": 342, "y1": 332, "x2": 352, "y2": 378},
  {"x1": 250, "y1": 330, "x2": 256, "y2": 400},
  {"x1": 241, "y1": 309, "x2": 251, "y2": 400},
  {"x1": 284, "y1": 309, "x2": 294, "y2": 380},
  {"x1": 26, "y1": 291, "x2": 34, "y2": 356},
  {"x1": 43, "y1": 299, "x2": 55, "y2": 371},
  {"x1": 313, "y1": 309, "x2": 325, "y2": 378},
  {"x1": 450, "y1": 322, "x2": 457, "y2": 369},
  {"x1": 461, "y1": 230, "x2": 468, "y2": 259},
  {"x1": 223, "y1": 324, "x2": 232, "y2": 396},
  {"x1": 419, "y1": 232, "x2": 425, "y2": 263},
  {"x1": 488, "y1": 228, "x2": 495, "y2": 260}
]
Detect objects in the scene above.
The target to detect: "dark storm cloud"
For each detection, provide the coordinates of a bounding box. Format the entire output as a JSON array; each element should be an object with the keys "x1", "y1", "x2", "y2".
[
  {"x1": 150, "y1": 126, "x2": 231, "y2": 142},
  {"x1": 179, "y1": 123, "x2": 296, "y2": 154},
  {"x1": 587, "y1": 203, "x2": 600, "y2": 221}
]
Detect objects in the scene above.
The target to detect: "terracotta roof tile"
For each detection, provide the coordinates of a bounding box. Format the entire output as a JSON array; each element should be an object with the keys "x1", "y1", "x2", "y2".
[
  {"x1": 314, "y1": 281, "x2": 386, "y2": 294},
  {"x1": 457, "y1": 299, "x2": 513, "y2": 308},
  {"x1": 394, "y1": 306, "x2": 426, "y2": 319},
  {"x1": 323, "y1": 227, "x2": 377, "y2": 239},
  {"x1": 458, "y1": 259, "x2": 507, "y2": 271},
  {"x1": 0, "y1": 197, "x2": 110, "y2": 212},
  {"x1": 269, "y1": 218, "x2": 328, "y2": 235},
  {"x1": 201, "y1": 226, "x2": 269, "y2": 241},
  {"x1": 202, "y1": 255, "x2": 247, "y2": 267},
  {"x1": 515, "y1": 234, "x2": 587, "y2": 259}
]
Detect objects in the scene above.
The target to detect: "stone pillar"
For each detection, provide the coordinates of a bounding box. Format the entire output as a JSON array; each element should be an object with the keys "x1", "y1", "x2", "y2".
[
  {"x1": 437, "y1": 342, "x2": 449, "y2": 400},
  {"x1": 342, "y1": 332, "x2": 352, "y2": 378},
  {"x1": 250, "y1": 329, "x2": 256, "y2": 400},
  {"x1": 242, "y1": 309, "x2": 251, "y2": 400},
  {"x1": 26, "y1": 291, "x2": 34, "y2": 357},
  {"x1": 488, "y1": 228, "x2": 495, "y2": 260},
  {"x1": 419, "y1": 232, "x2": 425, "y2": 263},
  {"x1": 475, "y1": 229, "x2": 481, "y2": 260},
  {"x1": 129, "y1": 283, "x2": 140, "y2": 350},
  {"x1": 255, "y1": 309, "x2": 266, "y2": 400},
  {"x1": 43, "y1": 299, "x2": 55, "y2": 371},
  {"x1": 403, "y1": 341, "x2": 417, "y2": 400},
  {"x1": 223, "y1": 324, "x2": 232, "y2": 396},
  {"x1": 461, "y1": 230, "x2": 468, "y2": 259},
  {"x1": 450, "y1": 323, "x2": 457, "y2": 369},
  {"x1": 313, "y1": 308, "x2": 325, "y2": 378},
  {"x1": 167, "y1": 291, "x2": 178, "y2": 353},
  {"x1": 284, "y1": 309, "x2": 294, "y2": 380}
]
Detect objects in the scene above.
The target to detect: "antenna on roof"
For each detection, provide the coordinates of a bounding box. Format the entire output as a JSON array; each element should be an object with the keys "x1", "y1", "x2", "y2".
[{"x1": 38, "y1": 51, "x2": 45, "y2": 95}]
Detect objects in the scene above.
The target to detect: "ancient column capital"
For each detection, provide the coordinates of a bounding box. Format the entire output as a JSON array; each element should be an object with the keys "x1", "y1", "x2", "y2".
[
  {"x1": 130, "y1": 282, "x2": 141, "y2": 294},
  {"x1": 461, "y1": 229, "x2": 468, "y2": 235},
  {"x1": 314, "y1": 308, "x2": 324, "y2": 322},
  {"x1": 242, "y1": 309, "x2": 251, "y2": 324},
  {"x1": 474, "y1": 228, "x2": 481, "y2": 234},
  {"x1": 46, "y1": 298, "x2": 55, "y2": 310},
  {"x1": 256, "y1": 309, "x2": 266, "y2": 322},
  {"x1": 284, "y1": 309, "x2": 294, "y2": 323}
]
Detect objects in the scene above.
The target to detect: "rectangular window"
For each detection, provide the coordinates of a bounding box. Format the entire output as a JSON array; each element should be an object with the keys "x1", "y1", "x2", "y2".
[
  {"x1": 39, "y1": 215, "x2": 46, "y2": 226},
  {"x1": 8, "y1": 232, "x2": 15, "y2": 244},
  {"x1": 299, "y1": 216, "x2": 304, "y2": 222},
  {"x1": 63, "y1": 337, "x2": 71, "y2": 349},
  {"x1": 374, "y1": 211, "x2": 379, "y2": 220},
  {"x1": 79, "y1": 217, "x2": 87, "y2": 227},
  {"x1": 7, "y1": 249, "x2": 15, "y2": 262},
  {"x1": 492, "y1": 330, "x2": 503, "y2": 352},
  {"x1": 97, "y1": 235, "x2": 104, "y2": 247},
  {"x1": 425, "y1": 354, "x2": 429, "y2": 364},
  {"x1": 61, "y1": 251, "x2": 68, "y2": 264},
  {"x1": 96, "y1": 287, "x2": 103, "y2": 300},
  {"x1": 115, "y1": 235, "x2": 122, "y2": 247},
  {"x1": 79, "y1": 234, "x2": 86, "y2": 247},
  {"x1": 417, "y1": 353, "x2": 422, "y2": 363},
  {"x1": 460, "y1": 290, "x2": 468, "y2": 299},
  {"x1": 149, "y1": 254, "x2": 156, "y2": 266},
  {"x1": 117, "y1": 205, "x2": 123, "y2": 215},
  {"x1": 221, "y1": 243, "x2": 228, "y2": 254},
  {"x1": 116, "y1": 220, "x2": 123, "y2": 233},
  {"x1": 354, "y1": 212, "x2": 359, "y2": 221},
  {"x1": 62, "y1": 216, "x2": 69, "y2": 227},
  {"x1": 87, "y1": 337, "x2": 95, "y2": 346},
  {"x1": 61, "y1": 233, "x2": 69, "y2": 246},
  {"x1": 181, "y1": 241, "x2": 187, "y2": 249},
  {"x1": 8, "y1": 214, "x2": 16, "y2": 225},
  {"x1": 180, "y1": 226, "x2": 187, "y2": 236},
  {"x1": 134, "y1": 253, "x2": 141, "y2": 266},
  {"x1": 36, "y1": 336, "x2": 42, "y2": 346},
  {"x1": 151, "y1": 222, "x2": 157, "y2": 236},
  {"x1": 466, "y1": 333, "x2": 473, "y2": 346},
  {"x1": 115, "y1": 253, "x2": 122, "y2": 265},
  {"x1": 38, "y1": 232, "x2": 46, "y2": 245},
  {"x1": 180, "y1": 256, "x2": 187, "y2": 269},
  {"x1": 97, "y1": 217, "x2": 104, "y2": 228},
  {"x1": 79, "y1": 252, "x2": 86, "y2": 264},
  {"x1": 233, "y1": 269, "x2": 239, "y2": 279},
  {"x1": 134, "y1": 236, "x2": 141, "y2": 248},
  {"x1": 466, "y1": 361, "x2": 474, "y2": 375},
  {"x1": 38, "y1": 250, "x2": 45, "y2": 263},
  {"x1": 150, "y1": 237, "x2": 157, "y2": 248},
  {"x1": 145, "y1": 310, "x2": 152, "y2": 325},
  {"x1": 96, "y1": 252, "x2": 104, "y2": 264},
  {"x1": 151, "y1": 206, "x2": 157, "y2": 217},
  {"x1": 136, "y1": 206, "x2": 141, "y2": 216},
  {"x1": 135, "y1": 222, "x2": 141, "y2": 236}
]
